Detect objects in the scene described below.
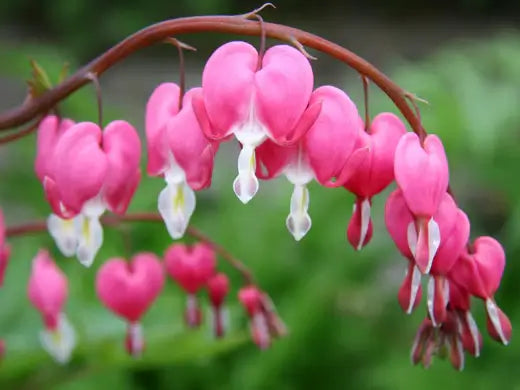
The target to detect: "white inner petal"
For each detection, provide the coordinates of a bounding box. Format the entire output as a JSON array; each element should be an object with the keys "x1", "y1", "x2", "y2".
[
  {"x1": 286, "y1": 184, "x2": 312, "y2": 241},
  {"x1": 357, "y1": 198, "x2": 371, "y2": 251},
  {"x1": 466, "y1": 311, "x2": 481, "y2": 357},
  {"x1": 407, "y1": 265, "x2": 422, "y2": 314},
  {"x1": 158, "y1": 180, "x2": 196, "y2": 239},
  {"x1": 40, "y1": 313, "x2": 76, "y2": 364},
  {"x1": 427, "y1": 276, "x2": 437, "y2": 327},
  {"x1": 75, "y1": 214, "x2": 103, "y2": 268},
  {"x1": 486, "y1": 298, "x2": 508, "y2": 345},
  {"x1": 233, "y1": 144, "x2": 259, "y2": 204},
  {"x1": 425, "y1": 217, "x2": 441, "y2": 274},
  {"x1": 455, "y1": 336, "x2": 465, "y2": 371},
  {"x1": 233, "y1": 102, "x2": 268, "y2": 147},
  {"x1": 47, "y1": 214, "x2": 80, "y2": 257},
  {"x1": 128, "y1": 322, "x2": 144, "y2": 358},
  {"x1": 407, "y1": 222, "x2": 418, "y2": 258}
]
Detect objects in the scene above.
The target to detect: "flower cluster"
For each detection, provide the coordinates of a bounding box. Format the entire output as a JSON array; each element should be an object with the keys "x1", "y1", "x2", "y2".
[
  {"x1": 0, "y1": 38, "x2": 510, "y2": 370},
  {"x1": 386, "y1": 133, "x2": 511, "y2": 370}
]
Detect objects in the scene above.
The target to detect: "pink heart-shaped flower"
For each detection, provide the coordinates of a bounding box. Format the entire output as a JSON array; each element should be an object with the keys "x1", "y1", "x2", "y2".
[
  {"x1": 164, "y1": 243, "x2": 216, "y2": 294},
  {"x1": 394, "y1": 133, "x2": 449, "y2": 217},
  {"x1": 96, "y1": 253, "x2": 165, "y2": 323}
]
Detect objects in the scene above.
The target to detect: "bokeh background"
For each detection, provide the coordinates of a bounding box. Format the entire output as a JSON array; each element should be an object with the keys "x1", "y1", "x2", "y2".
[{"x1": 0, "y1": 1, "x2": 519, "y2": 389}]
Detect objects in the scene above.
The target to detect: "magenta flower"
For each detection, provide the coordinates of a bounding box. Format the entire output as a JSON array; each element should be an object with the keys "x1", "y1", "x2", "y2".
[
  {"x1": 44, "y1": 120, "x2": 141, "y2": 266},
  {"x1": 27, "y1": 250, "x2": 75, "y2": 363},
  {"x1": 0, "y1": 209, "x2": 10, "y2": 287},
  {"x1": 449, "y1": 237, "x2": 512, "y2": 345},
  {"x1": 238, "y1": 285, "x2": 270, "y2": 350},
  {"x1": 193, "y1": 41, "x2": 318, "y2": 203},
  {"x1": 343, "y1": 113, "x2": 406, "y2": 250},
  {"x1": 146, "y1": 84, "x2": 218, "y2": 239},
  {"x1": 96, "y1": 253, "x2": 165, "y2": 357},
  {"x1": 164, "y1": 243, "x2": 216, "y2": 327},
  {"x1": 256, "y1": 86, "x2": 362, "y2": 240},
  {"x1": 394, "y1": 133, "x2": 449, "y2": 274},
  {"x1": 207, "y1": 273, "x2": 229, "y2": 338}
]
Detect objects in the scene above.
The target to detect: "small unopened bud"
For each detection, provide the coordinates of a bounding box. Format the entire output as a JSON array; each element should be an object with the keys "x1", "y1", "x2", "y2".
[{"x1": 207, "y1": 273, "x2": 229, "y2": 338}]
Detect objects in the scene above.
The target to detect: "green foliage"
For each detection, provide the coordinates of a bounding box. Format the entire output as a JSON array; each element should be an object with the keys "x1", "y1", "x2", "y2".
[{"x1": 0, "y1": 32, "x2": 519, "y2": 389}]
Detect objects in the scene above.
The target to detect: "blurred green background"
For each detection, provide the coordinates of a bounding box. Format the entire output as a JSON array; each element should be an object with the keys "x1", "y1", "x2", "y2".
[{"x1": 0, "y1": 1, "x2": 519, "y2": 389}]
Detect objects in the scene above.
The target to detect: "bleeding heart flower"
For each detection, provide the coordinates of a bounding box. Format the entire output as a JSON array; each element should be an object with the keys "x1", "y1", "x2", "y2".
[
  {"x1": 46, "y1": 120, "x2": 141, "y2": 267},
  {"x1": 449, "y1": 281, "x2": 482, "y2": 357},
  {"x1": 394, "y1": 133, "x2": 449, "y2": 274},
  {"x1": 207, "y1": 273, "x2": 230, "y2": 338},
  {"x1": 411, "y1": 312, "x2": 465, "y2": 371},
  {"x1": 27, "y1": 250, "x2": 75, "y2": 364},
  {"x1": 146, "y1": 84, "x2": 219, "y2": 239},
  {"x1": 449, "y1": 237, "x2": 511, "y2": 345},
  {"x1": 238, "y1": 285, "x2": 270, "y2": 350},
  {"x1": 397, "y1": 261, "x2": 423, "y2": 315},
  {"x1": 255, "y1": 85, "x2": 362, "y2": 241},
  {"x1": 96, "y1": 253, "x2": 165, "y2": 357},
  {"x1": 193, "y1": 41, "x2": 319, "y2": 204},
  {"x1": 0, "y1": 209, "x2": 10, "y2": 287},
  {"x1": 343, "y1": 113, "x2": 406, "y2": 250},
  {"x1": 164, "y1": 243, "x2": 216, "y2": 327}
]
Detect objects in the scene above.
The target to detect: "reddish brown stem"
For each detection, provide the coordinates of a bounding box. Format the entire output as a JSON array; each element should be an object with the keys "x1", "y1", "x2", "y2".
[
  {"x1": 0, "y1": 119, "x2": 42, "y2": 145},
  {"x1": 0, "y1": 14, "x2": 423, "y2": 138},
  {"x1": 5, "y1": 212, "x2": 255, "y2": 284}
]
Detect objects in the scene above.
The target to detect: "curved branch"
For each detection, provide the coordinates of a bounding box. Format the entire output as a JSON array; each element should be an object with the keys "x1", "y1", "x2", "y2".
[
  {"x1": 0, "y1": 15, "x2": 425, "y2": 139},
  {"x1": 5, "y1": 212, "x2": 255, "y2": 284}
]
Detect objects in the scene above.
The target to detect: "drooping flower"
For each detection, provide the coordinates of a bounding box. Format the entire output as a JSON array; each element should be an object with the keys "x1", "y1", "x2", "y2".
[
  {"x1": 193, "y1": 41, "x2": 320, "y2": 204},
  {"x1": 0, "y1": 209, "x2": 10, "y2": 287},
  {"x1": 449, "y1": 237, "x2": 512, "y2": 345},
  {"x1": 96, "y1": 253, "x2": 165, "y2": 357},
  {"x1": 35, "y1": 115, "x2": 80, "y2": 257},
  {"x1": 207, "y1": 273, "x2": 229, "y2": 338},
  {"x1": 411, "y1": 312, "x2": 465, "y2": 371},
  {"x1": 238, "y1": 285, "x2": 270, "y2": 349},
  {"x1": 343, "y1": 113, "x2": 406, "y2": 250},
  {"x1": 27, "y1": 250, "x2": 75, "y2": 364},
  {"x1": 255, "y1": 86, "x2": 363, "y2": 240},
  {"x1": 164, "y1": 243, "x2": 216, "y2": 327},
  {"x1": 44, "y1": 120, "x2": 141, "y2": 266},
  {"x1": 146, "y1": 84, "x2": 218, "y2": 239},
  {"x1": 394, "y1": 133, "x2": 449, "y2": 273}
]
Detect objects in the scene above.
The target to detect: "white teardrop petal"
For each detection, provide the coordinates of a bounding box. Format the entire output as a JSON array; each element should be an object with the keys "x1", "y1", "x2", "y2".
[
  {"x1": 158, "y1": 181, "x2": 196, "y2": 239},
  {"x1": 486, "y1": 298, "x2": 508, "y2": 345},
  {"x1": 357, "y1": 198, "x2": 371, "y2": 251},
  {"x1": 407, "y1": 222, "x2": 418, "y2": 258},
  {"x1": 286, "y1": 184, "x2": 312, "y2": 241},
  {"x1": 233, "y1": 144, "x2": 259, "y2": 204},
  {"x1": 407, "y1": 265, "x2": 422, "y2": 314},
  {"x1": 47, "y1": 214, "x2": 79, "y2": 257},
  {"x1": 75, "y1": 215, "x2": 103, "y2": 267},
  {"x1": 40, "y1": 313, "x2": 76, "y2": 364},
  {"x1": 426, "y1": 217, "x2": 441, "y2": 273}
]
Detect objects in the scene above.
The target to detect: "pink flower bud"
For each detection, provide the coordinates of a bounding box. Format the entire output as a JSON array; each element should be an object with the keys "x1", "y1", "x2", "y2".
[
  {"x1": 96, "y1": 253, "x2": 164, "y2": 323},
  {"x1": 238, "y1": 285, "x2": 263, "y2": 317},
  {"x1": 27, "y1": 250, "x2": 67, "y2": 330},
  {"x1": 343, "y1": 112, "x2": 406, "y2": 197},
  {"x1": 0, "y1": 209, "x2": 10, "y2": 287},
  {"x1": 164, "y1": 243, "x2": 216, "y2": 294},
  {"x1": 207, "y1": 273, "x2": 229, "y2": 308},
  {"x1": 346, "y1": 196, "x2": 373, "y2": 250}
]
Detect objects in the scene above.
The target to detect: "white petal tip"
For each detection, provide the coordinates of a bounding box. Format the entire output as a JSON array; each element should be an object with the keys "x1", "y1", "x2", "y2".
[{"x1": 40, "y1": 314, "x2": 76, "y2": 364}]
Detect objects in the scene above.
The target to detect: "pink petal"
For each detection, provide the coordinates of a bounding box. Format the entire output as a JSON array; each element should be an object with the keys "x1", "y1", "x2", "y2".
[
  {"x1": 384, "y1": 189, "x2": 415, "y2": 259},
  {"x1": 35, "y1": 115, "x2": 75, "y2": 181},
  {"x1": 167, "y1": 88, "x2": 217, "y2": 190},
  {"x1": 398, "y1": 262, "x2": 423, "y2": 314},
  {"x1": 27, "y1": 250, "x2": 68, "y2": 330},
  {"x1": 346, "y1": 196, "x2": 373, "y2": 250},
  {"x1": 102, "y1": 120, "x2": 142, "y2": 214},
  {"x1": 145, "y1": 83, "x2": 181, "y2": 175},
  {"x1": 255, "y1": 140, "x2": 297, "y2": 180},
  {"x1": 344, "y1": 112, "x2": 406, "y2": 196},
  {"x1": 96, "y1": 253, "x2": 165, "y2": 323},
  {"x1": 394, "y1": 133, "x2": 449, "y2": 217},
  {"x1": 304, "y1": 86, "x2": 362, "y2": 185},
  {"x1": 255, "y1": 45, "x2": 314, "y2": 143},
  {"x1": 53, "y1": 122, "x2": 108, "y2": 214},
  {"x1": 200, "y1": 41, "x2": 257, "y2": 139}
]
